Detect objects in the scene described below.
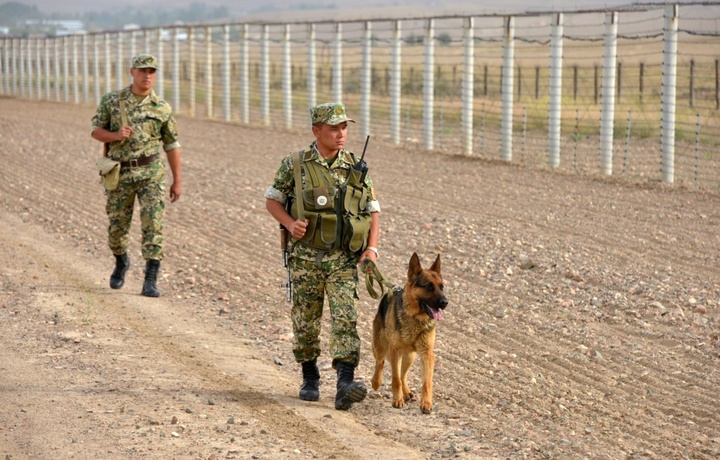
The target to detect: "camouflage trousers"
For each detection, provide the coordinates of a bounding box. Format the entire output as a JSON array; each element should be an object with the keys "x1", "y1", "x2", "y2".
[
  {"x1": 289, "y1": 250, "x2": 361, "y2": 367},
  {"x1": 106, "y1": 169, "x2": 166, "y2": 260}
]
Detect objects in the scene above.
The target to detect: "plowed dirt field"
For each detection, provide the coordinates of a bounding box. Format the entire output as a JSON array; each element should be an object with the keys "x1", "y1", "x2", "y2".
[{"x1": 1, "y1": 97, "x2": 719, "y2": 460}]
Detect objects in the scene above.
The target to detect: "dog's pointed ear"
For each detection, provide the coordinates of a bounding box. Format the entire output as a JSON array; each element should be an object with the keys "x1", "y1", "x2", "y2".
[
  {"x1": 408, "y1": 252, "x2": 422, "y2": 280},
  {"x1": 430, "y1": 253, "x2": 441, "y2": 274}
]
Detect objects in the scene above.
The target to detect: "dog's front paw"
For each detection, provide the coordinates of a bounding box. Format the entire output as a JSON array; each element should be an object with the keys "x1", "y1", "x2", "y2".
[
  {"x1": 391, "y1": 399, "x2": 405, "y2": 409},
  {"x1": 404, "y1": 390, "x2": 415, "y2": 402},
  {"x1": 420, "y1": 400, "x2": 433, "y2": 414}
]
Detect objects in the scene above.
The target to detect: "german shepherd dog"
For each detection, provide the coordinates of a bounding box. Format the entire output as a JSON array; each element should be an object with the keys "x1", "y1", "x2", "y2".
[{"x1": 370, "y1": 253, "x2": 448, "y2": 413}]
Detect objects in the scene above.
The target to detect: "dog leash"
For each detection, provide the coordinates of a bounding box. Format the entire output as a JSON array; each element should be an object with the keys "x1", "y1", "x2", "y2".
[{"x1": 362, "y1": 259, "x2": 396, "y2": 303}]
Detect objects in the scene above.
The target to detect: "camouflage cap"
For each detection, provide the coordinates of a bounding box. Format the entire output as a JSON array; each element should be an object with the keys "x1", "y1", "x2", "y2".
[
  {"x1": 310, "y1": 102, "x2": 356, "y2": 125},
  {"x1": 131, "y1": 53, "x2": 158, "y2": 69}
]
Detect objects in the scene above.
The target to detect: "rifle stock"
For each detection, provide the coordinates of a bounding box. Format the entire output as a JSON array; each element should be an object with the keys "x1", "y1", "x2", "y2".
[{"x1": 280, "y1": 200, "x2": 292, "y2": 302}]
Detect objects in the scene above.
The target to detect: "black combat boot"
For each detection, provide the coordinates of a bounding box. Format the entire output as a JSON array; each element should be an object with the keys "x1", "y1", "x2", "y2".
[
  {"x1": 299, "y1": 360, "x2": 320, "y2": 401},
  {"x1": 141, "y1": 259, "x2": 160, "y2": 297},
  {"x1": 109, "y1": 253, "x2": 130, "y2": 289},
  {"x1": 334, "y1": 361, "x2": 367, "y2": 410}
]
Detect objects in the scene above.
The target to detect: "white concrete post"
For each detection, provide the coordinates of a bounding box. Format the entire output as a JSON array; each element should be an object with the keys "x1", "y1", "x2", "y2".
[
  {"x1": 116, "y1": 32, "x2": 123, "y2": 89},
  {"x1": 104, "y1": 33, "x2": 111, "y2": 94},
  {"x1": 423, "y1": 19, "x2": 435, "y2": 151},
  {"x1": 661, "y1": 5, "x2": 679, "y2": 183},
  {"x1": 63, "y1": 37, "x2": 70, "y2": 102},
  {"x1": 240, "y1": 24, "x2": 249, "y2": 123},
  {"x1": 36, "y1": 37, "x2": 42, "y2": 99},
  {"x1": 261, "y1": 24, "x2": 270, "y2": 125},
  {"x1": 206, "y1": 26, "x2": 213, "y2": 118},
  {"x1": 93, "y1": 35, "x2": 100, "y2": 104},
  {"x1": 390, "y1": 20, "x2": 402, "y2": 145},
  {"x1": 333, "y1": 23, "x2": 342, "y2": 103},
  {"x1": 307, "y1": 24, "x2": 316, "y2": 111},
  {"x1": 72, "y1": 35, "x2": 79, "y2": 104},
  {"x1": 26, "y1": 39, "x2": 34, "y2": 99},
  {"x1": 600, "y1": 12, "x2": 619, "y2": 175},
  {"x1": 548, "y1": 13, "x2": 564, "y2": 168},
  {"x1": 501, "y1": 16, "x2": 515, "y2": 161},
  {"x1": 282, "y1": 24, "x2": 293, "y2": 129},
  {"x1": 222, "y1": 25, "x2": 231, "y2": 121},
  {"x1": 173, "y1": 28, "x2": 180, "y2": 112},
  {"x1": 360, "y1": 21, "x2": 372, "y2": 139},
  {"x1": 156, "y1": 28, "x2": 164, "y2": 99},
  {"x1": 44, "y1": 38, "x2": 50, "y2": 99},
  {"x1": 53, "y1": 39, "x2": 60, "y2": 100},
  {"x1": 189, "y1": 27, "x2": 196, "y2": 117},
  {"x1": 461, "y1": 17, "x2": 474, "y2": 156}
]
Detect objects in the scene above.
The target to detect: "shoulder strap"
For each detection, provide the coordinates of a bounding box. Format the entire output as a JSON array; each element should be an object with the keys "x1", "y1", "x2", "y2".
[
  {"x1": 119, "y1": 99, "x2": 129, "y2": 127},
  {"x1": 293, "y1": 150, "x2": 305, "y2": 223}
]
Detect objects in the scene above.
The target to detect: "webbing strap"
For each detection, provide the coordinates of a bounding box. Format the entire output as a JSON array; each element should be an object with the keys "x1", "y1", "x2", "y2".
[
  {"x1": 293, "y1": 150, "x2": 305, "y2": 223},
  {"x1": 362, "y1": 259, "x2": 396, "y2": 303},
  {"x1": 119, "y1": 99, "x2": 129, "y2": 127}
]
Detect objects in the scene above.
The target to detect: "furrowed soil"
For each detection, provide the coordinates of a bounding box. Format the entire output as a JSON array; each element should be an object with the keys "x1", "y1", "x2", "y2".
[{"x1": 0, "y1": 97, "x2": 719, "y2": 460}]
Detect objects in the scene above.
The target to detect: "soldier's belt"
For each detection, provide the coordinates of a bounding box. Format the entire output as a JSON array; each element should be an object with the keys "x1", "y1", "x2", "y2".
[{"x1": 120, "y1": 153, "x2": 160, "y2": 168}]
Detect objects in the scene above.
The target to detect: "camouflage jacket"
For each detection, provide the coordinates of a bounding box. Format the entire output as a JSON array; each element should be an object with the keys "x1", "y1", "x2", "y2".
[
  {"x1": 91, "y1": 86, "x2": 180, "y2": 163},
  {"x1": 265, "y1": 142, "x2": 381, "y2": 262}
]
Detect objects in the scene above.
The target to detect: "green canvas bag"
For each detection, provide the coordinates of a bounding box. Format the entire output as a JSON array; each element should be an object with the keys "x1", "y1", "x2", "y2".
[{"x1": 96, "y1": 156, "x2": 120, "y2": 191}]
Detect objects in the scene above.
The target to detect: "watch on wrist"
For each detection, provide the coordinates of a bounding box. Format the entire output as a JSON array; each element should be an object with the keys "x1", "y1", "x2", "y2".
[{"x1": 367, "y1": 246, "x2": 378, "y2": 256}]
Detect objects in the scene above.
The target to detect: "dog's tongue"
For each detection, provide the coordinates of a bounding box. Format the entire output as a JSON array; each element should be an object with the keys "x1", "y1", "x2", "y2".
[{"x1": 431, "y1": 308, "x2": 444, "y2": 321}]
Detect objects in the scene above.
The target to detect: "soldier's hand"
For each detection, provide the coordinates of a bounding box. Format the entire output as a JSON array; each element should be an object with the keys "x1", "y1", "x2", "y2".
[
  {"x1": 117, "y1": 126, "x2": 133, "y2": 141},
  {"x1": 359, "y1": 249, "x2": 377, "y2": 271},
  {"x1": 169, "y1": 182, "x2": 181, "y2": 203},
  {"x1": 289, "y1": 220, "x2": 307, "y2": 239}
]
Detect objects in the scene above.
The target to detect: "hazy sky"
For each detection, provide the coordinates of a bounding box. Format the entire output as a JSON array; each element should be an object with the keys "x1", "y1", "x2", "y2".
[{"x1": 25, "y1": 0, "x2": 641, "y2": 16}]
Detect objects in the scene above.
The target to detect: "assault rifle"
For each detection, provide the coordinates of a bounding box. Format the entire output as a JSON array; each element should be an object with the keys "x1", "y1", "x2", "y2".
[
  {"x1": 280, "y1": 200, "x2": 292, "y2": 302},
  {"x1": 354, "y1": 135, "x2": 370, "y2": 183}
]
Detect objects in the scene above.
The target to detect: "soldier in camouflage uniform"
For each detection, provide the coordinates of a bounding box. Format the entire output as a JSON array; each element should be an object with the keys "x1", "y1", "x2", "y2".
[
  {"x1": 265, "y1": 102, "x2": 381, "y2": 410},
  {"x1": 91, "y1": 53, "x2": 182, "y2": 298}
]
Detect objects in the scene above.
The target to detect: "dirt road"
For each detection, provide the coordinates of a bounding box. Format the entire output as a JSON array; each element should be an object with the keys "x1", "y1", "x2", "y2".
[{"x1": 1, "y1": 97, "x2": 719, "y2": 459}]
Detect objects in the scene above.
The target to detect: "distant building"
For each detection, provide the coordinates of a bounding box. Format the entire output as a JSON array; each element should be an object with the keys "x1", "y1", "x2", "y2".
[{"x1": 24, "y1": 19, "x2": 85, "y2": 36}]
